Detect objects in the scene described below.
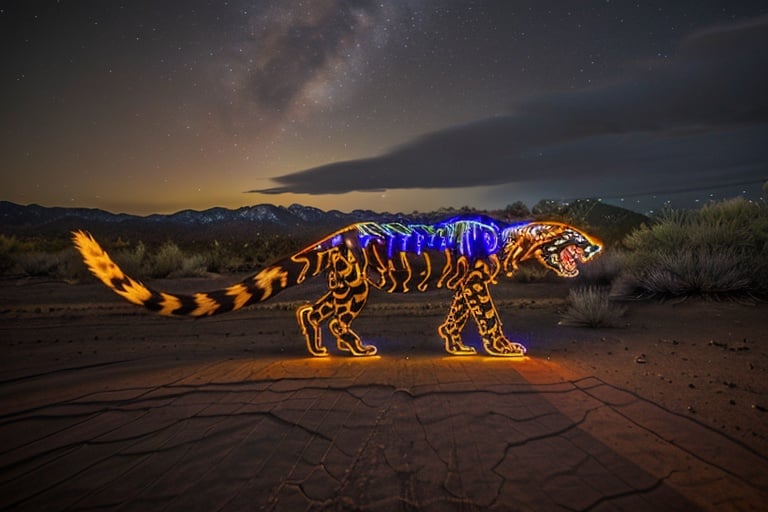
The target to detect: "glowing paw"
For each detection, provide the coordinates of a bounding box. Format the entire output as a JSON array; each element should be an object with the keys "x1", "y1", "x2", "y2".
[
  {"x1": 438, "y1": 324, "x2": 477, "y2": 355},
  {"x1": 483, "y1": 338, "x2": 527, "y2": 357},
  {"x1": 296, "y1": 305, "x2": 329, "y2": 357},
  {"x1": 337, "y1": 339, "x2": 378, "y2": 356}
]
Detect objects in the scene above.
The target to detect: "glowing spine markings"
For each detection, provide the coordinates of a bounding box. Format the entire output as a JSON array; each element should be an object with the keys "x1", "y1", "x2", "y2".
[{"x1": 73, "y1": 216, "x2": 602, "y2": 357}]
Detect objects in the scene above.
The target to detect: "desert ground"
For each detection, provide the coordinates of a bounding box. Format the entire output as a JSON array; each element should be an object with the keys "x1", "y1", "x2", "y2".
[{"x1": 1, "y1": 275, "x2": 767, "y2": 511}]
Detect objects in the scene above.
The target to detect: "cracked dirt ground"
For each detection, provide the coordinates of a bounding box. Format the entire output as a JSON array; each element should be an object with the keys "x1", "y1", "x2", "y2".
[{"x1": 1, "y1": 278, "x2": 767, "y2": 511}]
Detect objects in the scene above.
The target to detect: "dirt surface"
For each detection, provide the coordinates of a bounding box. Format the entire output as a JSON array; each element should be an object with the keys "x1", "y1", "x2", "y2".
[{"x1": 1, "y1": 276, "x2": 767, "y2": 511}]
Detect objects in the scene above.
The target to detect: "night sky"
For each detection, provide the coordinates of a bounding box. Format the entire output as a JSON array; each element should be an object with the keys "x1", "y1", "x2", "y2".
[{"x1": 2, "y1": 1, "x2": 766, "y2": 215}]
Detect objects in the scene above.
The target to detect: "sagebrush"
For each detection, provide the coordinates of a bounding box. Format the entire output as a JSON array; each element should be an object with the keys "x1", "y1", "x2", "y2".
[
  {"x1": 560, "y1": 286, "x2": 626, "y2": 327},
  {"x1": 615, "y1": 198, "x2": 768, "y2": 299}
]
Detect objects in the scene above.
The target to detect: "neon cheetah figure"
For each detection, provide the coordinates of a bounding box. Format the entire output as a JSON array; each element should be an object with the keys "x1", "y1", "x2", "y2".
[{"x1": 73, "y1": 216, "x2": 601, "y2": 357}]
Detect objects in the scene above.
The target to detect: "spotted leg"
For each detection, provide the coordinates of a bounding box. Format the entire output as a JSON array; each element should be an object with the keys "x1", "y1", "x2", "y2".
[
  {"x1": 329, "y1": 246, "x2": 376, "y2": 356},
  {"x1": 438, "y1": 290, "x2": 477, "y2": 355},
  {"x1": 296, "y1": 247, "x2": 376, "y2": 357},
  {"x1": 296, "y1": 292, "x2": 334, "y2": 357},
  {"x1": 463, "y1": 270, "x2": 526, "y2": 357}
]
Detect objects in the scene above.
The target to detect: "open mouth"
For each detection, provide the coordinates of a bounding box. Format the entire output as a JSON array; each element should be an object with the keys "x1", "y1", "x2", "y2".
[{"x1": 558, "y1": 245, "x2": 584, "y2": 275}]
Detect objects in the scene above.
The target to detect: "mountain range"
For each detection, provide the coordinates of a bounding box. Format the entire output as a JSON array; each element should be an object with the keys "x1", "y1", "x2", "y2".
[
  {"x1": 0, "y1": 200, "x2": 647, "y2": 246},
  {"x1": 0, "y1": 201, "x2": 479, "y2": 243}
]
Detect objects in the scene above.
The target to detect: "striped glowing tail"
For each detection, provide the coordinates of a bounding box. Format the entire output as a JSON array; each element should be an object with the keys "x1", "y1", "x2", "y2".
[{"x1": 72, "y1": 230, "x2": 298, "y2": 317}]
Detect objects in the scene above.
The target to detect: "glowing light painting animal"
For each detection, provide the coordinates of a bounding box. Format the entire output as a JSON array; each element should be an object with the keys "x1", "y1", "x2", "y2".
[{"x1": 73, "y1": 217, "x2": 601, "y2": 357}]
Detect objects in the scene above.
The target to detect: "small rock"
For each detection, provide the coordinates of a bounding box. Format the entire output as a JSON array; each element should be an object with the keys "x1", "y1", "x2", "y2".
[{"x1": 634, "y1": 355, "x2": 647, "y2": 364}]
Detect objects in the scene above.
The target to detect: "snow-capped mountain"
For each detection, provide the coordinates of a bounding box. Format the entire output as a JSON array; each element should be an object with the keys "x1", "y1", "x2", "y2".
[{"x1": 0, "y1": 201, "x2": 419, "y2": 241}]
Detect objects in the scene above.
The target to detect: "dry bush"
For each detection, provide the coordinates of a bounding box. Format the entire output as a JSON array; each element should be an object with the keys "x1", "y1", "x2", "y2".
[
  {"x1": 575, "y1": 248, "x2": 624, "y2": 286},
  {"x1": 0, "y1": 234, "x2": 19, "y2": 274},
  {"x1": 14, "y1": 251, "x2": 60, "y2": 277},
  {"x1": 618, "y1": 198, "x2": 767, "y2": 299},
  {"x1": 171, "y1": 254, "x2": 209, "y2": 278},
  {"x1": 614, "y1": 248, "x2": 750, "y2": 298},
  {"x1": 204, "y1": 241, "x2": 246, "y2": 273},
  {"x1": 113, "y1": 241, "x2": 146, "y2": 278},
  {"x1": 54, "y1": 247, "x2": 91, "y2": 282},
  {"x1": 560, "y1": 286, "x2": 626, "y2": 328},
  {"x1": 147, "y1": 241, "x2": 185, "y2": 278}
]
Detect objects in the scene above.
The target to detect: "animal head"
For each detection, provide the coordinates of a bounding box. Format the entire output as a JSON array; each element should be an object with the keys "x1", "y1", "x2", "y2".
[{"x1": 501, "y1": 222, "x2": 602, "y2": 278}]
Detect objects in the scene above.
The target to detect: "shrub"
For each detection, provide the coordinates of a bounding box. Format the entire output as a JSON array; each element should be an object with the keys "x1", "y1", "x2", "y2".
[
  {"x1": 615, "y1": 247, "x2": 750, "y2": 298},
  {"x1": 0, "y1": 236, "x2": 89, "y2": 279},
  {"x1": 0, "y1": 234, "x2": 19, "y2": 275},
  {"x1": 617, "y1": 198, "x2": 768, "y2": 299},
  {"x1": 204, "y1": 240, "x2": 246, "y2": 273},
  {"x1": 113, "y1": 241, "x2": 146, "y2": 278},
  {"x1": 147, "y1": 241, "x2": 185, "y2": 278},
  {"x1": 172, "y1": 254, "x2": 209, "y2": 278},
  {"x1": 15, "y1": 251, "x2": 60, "y2": 277},
  {"x1": 502, "y1": 201, "x2": 531, "y2": 219},
  {"x1": 560, "y1": 286, "x2": 626, "y2": 328},
  {"x1": 575, "y1": 249, "x2": 624, "y2": 286},
  {"x1": 54, "y1": 247, "x2": 90, "y2": 282}
]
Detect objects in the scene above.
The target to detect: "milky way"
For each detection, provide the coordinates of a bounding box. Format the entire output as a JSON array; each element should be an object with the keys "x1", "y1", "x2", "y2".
[{"x1": 1, "y1": 1, "x2": 766, "y2": 214}]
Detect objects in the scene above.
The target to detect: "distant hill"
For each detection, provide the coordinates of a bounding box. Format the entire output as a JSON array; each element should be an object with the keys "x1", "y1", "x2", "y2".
[
  {"x1": 0, "y1": 201, "x2": 383, "y2": 243},
  {"x1": 0, "y1": 200, "x2": 647, "y2": 246},
  {"x1": 0, "y1": 201, "x2": 483, "y2": 246}
]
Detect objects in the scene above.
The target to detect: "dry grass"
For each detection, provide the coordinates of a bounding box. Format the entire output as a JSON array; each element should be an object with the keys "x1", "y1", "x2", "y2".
[
  {"x1": 618, "y1": 198, "x2": 767, "y2": 299},
  {"x1": 560, "y1": 286, "x2": 626, "y2": 328}
]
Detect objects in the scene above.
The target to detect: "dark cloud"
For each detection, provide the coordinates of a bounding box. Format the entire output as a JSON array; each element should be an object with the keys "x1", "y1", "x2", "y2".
[{"x1": 252, "y1": 15, "x2": 768, "y2": 196}]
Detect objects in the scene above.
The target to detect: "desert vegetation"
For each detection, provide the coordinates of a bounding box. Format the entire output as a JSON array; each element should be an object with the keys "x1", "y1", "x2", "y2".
[
  {"x1": 613, "y1": 198, "x2": 768, "y2": 300},
  {"x1": 560, "y1": 286, "x2": 627, "y2": 328},
  {"x1": 1, "y1": 198, "x2": 765, "y2": 309},
  {"x1": 0, "y1": 234, "x2": 303, "y2": 281},
  {"x1": 560, "y1": 197, "x2": 767, "y2": 327}
]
